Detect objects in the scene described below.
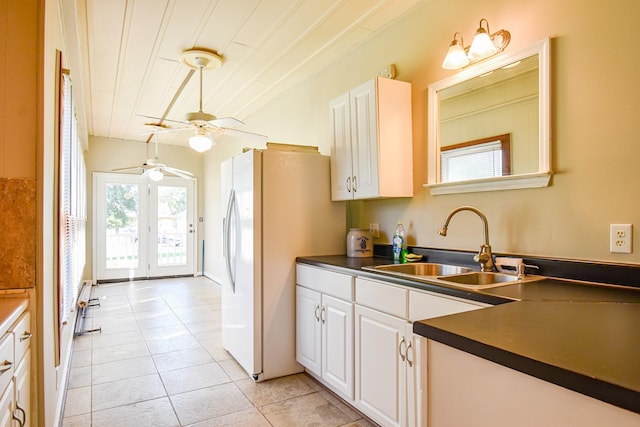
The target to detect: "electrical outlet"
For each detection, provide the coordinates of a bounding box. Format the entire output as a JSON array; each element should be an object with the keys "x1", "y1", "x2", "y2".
[
  {"x1": 369, "y1": 223, "x2": 380, "y2": 238},
  {"x1": 610, "y1": 224, "x2": 632, "y2": 253}
]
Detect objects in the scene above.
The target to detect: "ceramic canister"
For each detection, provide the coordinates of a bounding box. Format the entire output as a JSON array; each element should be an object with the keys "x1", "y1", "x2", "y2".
[{"x1": 346, "y1": 228, "x2": 373, "y2": 258}]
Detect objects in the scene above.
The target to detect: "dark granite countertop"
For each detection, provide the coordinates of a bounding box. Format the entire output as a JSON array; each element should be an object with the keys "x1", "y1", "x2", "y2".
[{"x1": 296, "y1": 254, "x2": 640, "y2": 414}]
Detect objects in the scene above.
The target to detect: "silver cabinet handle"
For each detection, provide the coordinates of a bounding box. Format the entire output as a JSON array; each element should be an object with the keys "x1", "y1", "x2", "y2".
[
  {"x1": 314, "y1": 305, "x2": 321, "y2": 322},
  {"x1": 14, "y1": 403, "x2": 25, "y2": 427},
  {"x1": 224, "y1": 189, "x2": 237, "y2": 293},
  {"x1": 352, "y1": 176, "x2": 358, "y2": 193},
  {"x1": 0, "y1": 361, "x2": 12, "y2": 373},
  {"x1": 320, "y1": 307, "x2": 326, "y2": 325},
  {"x1": 406, "y1": 340, "x2": 414, "y2": 368},
  {"x1": 398, "y1": 337, "x2": 406, "y2": 362},
  {"x1": 346, "y1": 177, "x2": 351, "y2": 193},
  {"x1": 19, "y1": 332, "x2": 32, "y2": 342}
]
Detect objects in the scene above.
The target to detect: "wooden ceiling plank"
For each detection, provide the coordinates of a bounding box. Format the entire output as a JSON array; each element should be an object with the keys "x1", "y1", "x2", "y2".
[{"x1": 360, "y1": 0, "x2": 424, "y2": 32}]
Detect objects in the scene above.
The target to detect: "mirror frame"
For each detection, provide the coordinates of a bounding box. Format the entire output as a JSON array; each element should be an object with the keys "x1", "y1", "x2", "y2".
[{"x1": 425, "y1": 38, "x2": 551, "y2": 195}]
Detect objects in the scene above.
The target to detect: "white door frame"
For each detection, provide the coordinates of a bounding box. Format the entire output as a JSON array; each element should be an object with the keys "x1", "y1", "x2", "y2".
[{"x1": 92, "y1": 172, "x2": 197, "y2": 282}]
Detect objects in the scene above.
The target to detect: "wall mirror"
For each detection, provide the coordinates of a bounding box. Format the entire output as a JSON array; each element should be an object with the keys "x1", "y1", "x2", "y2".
[{"x1": 425, "y1": 38, "x2": 550, "y2": 195}]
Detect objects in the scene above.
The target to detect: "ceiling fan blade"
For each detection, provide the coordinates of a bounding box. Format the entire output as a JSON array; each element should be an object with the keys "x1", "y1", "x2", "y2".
[
  {"x1": 138, "y1": 114, "x2": 190, "y2": 126},
  {"x1": 209, "y1": 117, "x2": 244, "y2": 128},
  {"x1": 163, "y1": 165, "x2": 193, "y2": 176},
  {"x1": 112, "y1": 165, "x2": 147, "y2": 172},
  {"x1": 162, "y1": 167, "x2": 194, "y2": 179},
  {"x1": 141, "y1": 127, "x2": 191, "y2": 136}
]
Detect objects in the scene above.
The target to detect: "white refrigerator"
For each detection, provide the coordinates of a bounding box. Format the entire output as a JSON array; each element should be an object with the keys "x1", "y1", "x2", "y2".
[{"x1": 221, "y1": 148, "x2": 346, "y2": 381}]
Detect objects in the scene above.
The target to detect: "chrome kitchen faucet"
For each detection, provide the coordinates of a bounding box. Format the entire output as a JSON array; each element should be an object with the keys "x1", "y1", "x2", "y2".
[{"x1": 439, "y1": 206, "x2": 495, "y2": 272}]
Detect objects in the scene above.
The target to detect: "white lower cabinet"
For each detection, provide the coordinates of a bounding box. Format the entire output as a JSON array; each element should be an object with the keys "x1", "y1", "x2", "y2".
[
  {"x1": 355, "y1": 303, "x2": 407, "y2": 427},
  {"x1": 322, "y1": 294, "x2": 353, "y2": 396},
  {"x1": 0, "y1": 308, "x2": 32, "y2": 427},
  {"x1": 296, "y1": 264, "x2": 354, "y2": 400},
  {"x1": 354, "y1": 277, "x2": 488, "y2": 427},
  {"x1": 296, "y1": 286, "x2": 322, "y2": 375},
  {"x1": 296, "y1": 265, "x2": 490, "y2": 427}
]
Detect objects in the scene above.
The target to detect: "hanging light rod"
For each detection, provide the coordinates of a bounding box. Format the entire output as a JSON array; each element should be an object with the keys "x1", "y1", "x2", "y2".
[{"x1": 442, "y1": 18, "x2": 511, "y2": 70}]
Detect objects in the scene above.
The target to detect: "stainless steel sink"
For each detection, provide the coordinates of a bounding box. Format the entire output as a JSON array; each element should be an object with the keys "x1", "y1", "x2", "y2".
[
  {"x1": 436, "y1": 271, "x2": 545, "y2": 289},
  {"x1": 363, "y1": 263, "x2": 544, "y2": 290},
  {"x1": 366, "y1": 263, "x2": 472, "y2": 277}
]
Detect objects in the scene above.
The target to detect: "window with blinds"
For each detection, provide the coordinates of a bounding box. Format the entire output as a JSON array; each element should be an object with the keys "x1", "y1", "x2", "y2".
[
  {"x1": 440, "y1": 134, "x2": 511, "y2": 183},
  {"x1": 60, "y1": 72, "x2": 87, "y2": 325}
]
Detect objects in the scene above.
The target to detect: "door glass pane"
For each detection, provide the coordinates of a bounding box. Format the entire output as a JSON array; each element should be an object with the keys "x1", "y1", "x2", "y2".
[
  {"x1": 157, "y1": 185, "x2": 187, "y2": 266},
  {"x1": 105, "y1": 183, "x2": 139, "y2": 269}
]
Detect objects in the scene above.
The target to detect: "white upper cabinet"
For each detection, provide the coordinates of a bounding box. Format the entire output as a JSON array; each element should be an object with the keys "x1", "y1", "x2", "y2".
[{"x1": 330, "y1": 77, "x2": 413, "y2": 201}]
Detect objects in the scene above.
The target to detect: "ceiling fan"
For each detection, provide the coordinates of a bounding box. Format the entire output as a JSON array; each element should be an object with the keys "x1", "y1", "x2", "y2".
[
  {"x1": 142, "y1": 48, "x2": 267, "y2": 152},
  {"x1": 113, "y1": 130, "x2": 194, "y2": 181}
]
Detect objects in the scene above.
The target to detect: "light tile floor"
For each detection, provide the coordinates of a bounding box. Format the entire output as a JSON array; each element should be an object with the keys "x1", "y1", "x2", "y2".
[{"x1": 61, "y1": 276, "x2": 376, "y2": 427}]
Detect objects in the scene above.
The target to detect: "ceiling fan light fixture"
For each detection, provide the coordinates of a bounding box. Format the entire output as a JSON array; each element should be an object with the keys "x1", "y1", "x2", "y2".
[
  {"x1": 189, "y1": 131, "x2": 214, "y2": 152},
  {"x1": 147, "y1": 168, "x2": 164, "y2": 182}
]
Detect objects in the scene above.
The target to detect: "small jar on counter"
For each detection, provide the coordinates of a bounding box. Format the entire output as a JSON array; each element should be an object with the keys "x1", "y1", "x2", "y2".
[{"x1": 346, "y1": 228, "x2": 373, "y2": 258}]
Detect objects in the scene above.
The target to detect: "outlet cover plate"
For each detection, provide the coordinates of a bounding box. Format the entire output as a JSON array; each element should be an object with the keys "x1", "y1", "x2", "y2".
[{"x1": 610, "y1": 224, "x2": 632, "y2": 253}]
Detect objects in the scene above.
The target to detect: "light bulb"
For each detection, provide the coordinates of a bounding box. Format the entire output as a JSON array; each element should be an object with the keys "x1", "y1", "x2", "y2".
[
  {"x1": 468, "y1": 28, "x2": 497, "y2": 61},
  {"x1": 442, "y1": 42, "x2": 470, "y2": 70},
  {"x1": 147, "y1": 168, "x2": 164, "y2": 182}
]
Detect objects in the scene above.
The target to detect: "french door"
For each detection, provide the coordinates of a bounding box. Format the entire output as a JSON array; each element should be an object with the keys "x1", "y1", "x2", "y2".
[{"x1": 93, "y1": 172, "x2": 196, "y2": 281}]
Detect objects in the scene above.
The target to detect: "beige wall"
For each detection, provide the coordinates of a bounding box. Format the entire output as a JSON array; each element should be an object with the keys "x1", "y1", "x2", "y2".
[{"x1": 236, "y1": 0, "x2": 640, "y2": 265}]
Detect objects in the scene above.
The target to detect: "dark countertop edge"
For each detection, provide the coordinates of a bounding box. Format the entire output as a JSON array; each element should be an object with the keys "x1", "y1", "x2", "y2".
[
  {"x1": 414, "y1": 321, "x2": 640, "y2": 415},
  {"x1": 295, "y1": 256, "x2": 512, "y2": 306}
]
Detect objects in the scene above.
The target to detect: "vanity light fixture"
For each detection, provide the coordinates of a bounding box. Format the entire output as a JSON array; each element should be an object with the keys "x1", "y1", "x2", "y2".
[{"x1": 442, "y1": 18, "x2": 511, "y2": 70}]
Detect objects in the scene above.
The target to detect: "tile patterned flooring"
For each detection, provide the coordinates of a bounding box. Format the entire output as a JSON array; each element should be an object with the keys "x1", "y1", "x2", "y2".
[{"x1": 61, "y1": 276, "x2": 376, "y2": 427}]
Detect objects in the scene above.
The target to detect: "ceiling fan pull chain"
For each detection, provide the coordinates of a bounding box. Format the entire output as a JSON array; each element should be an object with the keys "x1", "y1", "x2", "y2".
[{"x1": 198, "y1": 62, "x2": 204, "y2": 113}]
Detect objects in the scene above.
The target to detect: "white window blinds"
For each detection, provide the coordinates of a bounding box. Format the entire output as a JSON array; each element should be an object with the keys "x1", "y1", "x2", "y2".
[{"x1": 60, "y1": 73, "x2": 87, "y2": 325}]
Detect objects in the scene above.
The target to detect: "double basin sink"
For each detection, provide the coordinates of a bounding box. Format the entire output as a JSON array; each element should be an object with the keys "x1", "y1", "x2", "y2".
[{"x1": 363, "y1": 262, "x2": 544, "y2": 290}]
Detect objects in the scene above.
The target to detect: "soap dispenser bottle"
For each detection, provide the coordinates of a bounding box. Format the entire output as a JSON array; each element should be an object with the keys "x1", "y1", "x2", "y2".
[{"x1": 392, "y1": 220, "x2": 407, "y2": 262}]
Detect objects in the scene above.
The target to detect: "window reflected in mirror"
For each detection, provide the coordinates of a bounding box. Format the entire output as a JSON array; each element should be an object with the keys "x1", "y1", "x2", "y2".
[{"x1": 441, "y1": 134, "x2": 510, "y2": 182}]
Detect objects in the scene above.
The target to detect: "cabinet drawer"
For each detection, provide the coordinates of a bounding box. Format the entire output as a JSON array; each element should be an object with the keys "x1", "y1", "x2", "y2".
[
  {"x1": 12, "y1": 313, "x2": 31, "y2": 363},
  {"x1": 0, "y1": 334, "x2": 14, "y2": 395},
  {"x1": 409, "y1": 290, "x2": 487, "y2": 321},
  {"x1": 355, "y1": 278, "x2": 407, "y2": 319},
  {"x1": 296, "y1": 264, "x2": 353, "y2": 301}
]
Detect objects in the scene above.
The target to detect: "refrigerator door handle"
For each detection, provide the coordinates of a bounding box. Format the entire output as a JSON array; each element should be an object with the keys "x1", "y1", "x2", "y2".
[{"x1": 224, "y1": 189, "x2": 236, "y2": 293}]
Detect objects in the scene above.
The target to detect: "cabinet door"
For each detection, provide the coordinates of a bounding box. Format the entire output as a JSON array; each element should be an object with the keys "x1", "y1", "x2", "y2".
[
  {"x1": 349, "y1": 79, "x2": 380, "y2": 199},
  {"x1": 0, "y1": 382, "x2": 14, "y2": 427},
  {"x1": 329, "y1": 93, "x2": 354, "y2": 200},
  {"x1": 322, "y1": 294, "x2": 353, "y2": 400},
  {"x1": 14, "y1": 350, "x2": 29, "y2": 427},
  {"x1": 296, "y1": 286, "x2": 322, "y2": 376},
  {"x1": 355, "y1": 304, "x2": 405, "y2": 427},
  {"x1": 405, "y1": 324, "x2": 419, "y2": 427}
]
